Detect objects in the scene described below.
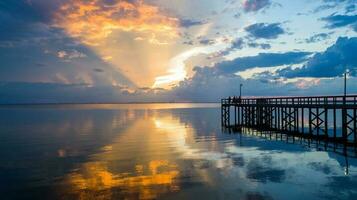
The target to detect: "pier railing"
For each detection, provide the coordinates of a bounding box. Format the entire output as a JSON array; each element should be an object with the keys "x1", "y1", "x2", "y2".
[
  {"x1": 221, "y1": 95, "x2": 357, "y2": 145},
  {"x1": 221, "y1": 95, "x2": 357, "y2": 107}
]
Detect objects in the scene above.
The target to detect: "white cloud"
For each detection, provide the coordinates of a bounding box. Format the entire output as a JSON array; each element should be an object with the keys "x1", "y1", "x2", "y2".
[
  {"x1": 57, "y1": 51, "x2": 67, "y2": 58},
  {"x1": 57, "y1": 50, "x2": 87, "y2": 60},
  {"x1": 153, "y1": 42, "x2": 230, "y2": 88}
]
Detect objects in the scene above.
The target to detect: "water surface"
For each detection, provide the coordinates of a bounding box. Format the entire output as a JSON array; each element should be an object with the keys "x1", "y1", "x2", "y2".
[{"x1": 1, "y1": 103, "x2": 357, "y2": 200}]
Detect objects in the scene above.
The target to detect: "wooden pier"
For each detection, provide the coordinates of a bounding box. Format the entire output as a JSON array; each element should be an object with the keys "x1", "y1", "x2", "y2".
[{"x1": 221, "y1": 95, "x2": 357, "y2": 145}]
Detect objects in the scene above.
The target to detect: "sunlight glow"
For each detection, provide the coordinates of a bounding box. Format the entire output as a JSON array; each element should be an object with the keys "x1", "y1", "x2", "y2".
[
  {"x1": 53, "y1": 0, "x2": 180, "y2": 86},
  {"x1": 153, "y1": 43, "x2": 229, "y2": 88}
]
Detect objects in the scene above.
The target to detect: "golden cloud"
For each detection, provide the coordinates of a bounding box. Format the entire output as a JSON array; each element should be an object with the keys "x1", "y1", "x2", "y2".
[
  {"x1": 52, "y1": 0, "x2": 184, "y2": 87},
  {"x1": 54, "y1": 0, "x2": 179, "y2": 46}
]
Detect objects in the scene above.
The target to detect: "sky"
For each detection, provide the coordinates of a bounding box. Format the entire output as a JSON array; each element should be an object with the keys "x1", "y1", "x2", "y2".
[{"x1": 0, "y1": 0, "x2": 357, "y2": 103}]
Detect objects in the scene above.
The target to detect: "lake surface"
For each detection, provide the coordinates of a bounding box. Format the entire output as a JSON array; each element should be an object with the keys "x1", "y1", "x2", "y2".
[{"x1": 1, "y1": 103, "x2": 357, "y2": 200}]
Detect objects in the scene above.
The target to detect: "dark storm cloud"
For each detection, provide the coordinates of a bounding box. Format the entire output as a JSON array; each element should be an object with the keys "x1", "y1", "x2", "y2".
[
  {"x1": 215, "y1": 51, "x2": 311, "y2": 74},
  {"x1": 322, "y1": 14, "x2": 357, "y2": 32},
  {"x1": 245, "y1": 23, "x2": 285, "y2": 39},
  {"x1": 242, "y1": 0, "x2": 271, "y2": 13},
  {"x1": 278, "y1": 37, "x2": 357, "y2": 78}
]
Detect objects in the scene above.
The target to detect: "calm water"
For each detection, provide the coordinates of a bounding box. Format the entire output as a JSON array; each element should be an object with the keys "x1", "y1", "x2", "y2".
[{"x1": 1, "y1": 103, "x2": 357, "y2": 200}]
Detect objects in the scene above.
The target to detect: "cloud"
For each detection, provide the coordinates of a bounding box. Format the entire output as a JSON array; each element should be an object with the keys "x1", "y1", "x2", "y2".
[
  {"x1": 0, "y1": 81, "x2": 174, "y2": 104},
  {"x1": 0, "y1": 0, "x2": 61, "y2": 44},
  {"x1": 205, "y1": 38, "x2": 244, "y2": 59},
  {"x1": 322, "y1": 14, "x2": 357, "y2": 32},
  {"x1": 208, "y1": 38, "x2": 271, "y2": 59},
  {"x1": 294, "y1": 79, "x2": 320, "y2": 89},
  {"x1": 93, "y1": 68, "x2": 104, "y2": 73},
  {"x1": 305, "y1": 33, "x2": 332, "y2": 43},
  {"x1": 199, "y1": 38, "x2": 216, "y2": 45},
  {"x1": 247, "y1": 42, "x2": 271, "y2": 49},
  {"x1": 242, "y1": 0, "x2": 271, "y2": 13},
  {"x1": 153, "y1": 46, "x2": 221, "y2": 87},
  {"x1": 0, "y1": 12, "x2": 135, "y2": 89},
  {"x1": 170, "y1": 66, "x2": 357, "y2": 102},
  {"x1": 2, "y1": 0, "x2": 357, "y2": 103},
  {"x1": 48, "y1": 0, "x2": 186, "y2": 87},
  {"x1": 313, "y1": 4, "x2": 336, "y2": 13},
  {"x1": 231, "y1": 38, "x2": 245, "y2": 49},
  {"x1": 278, "y1": 37, "x2": 357, "y2": 78},
  {"x1": 57, "y1": 51, "x2": 67, "y2": 58},
  {"x1": 53, "y1": 0, "x2": 179, "y2": 46},
  {"x1": 3, "y1": 74, "x2": 357, "y2": 103},
  {"x1": 179, "y1": 19, "x2": 206, "y2": 28},
  {"x1": 245, "y1": 23, "x2": 285, "y2": 39},
  {"x1": 345, "y1": 4, "x2": 356, "y2": 13},
  {"x1": 215, "y1": 51, "x2": 311, "y2": 74},
  {"x1": 314, "y1": 0, "x2": 357, "y2": 13},
  {"x1": 57, "y1": 50, "x2": 87, "y2": 60}
]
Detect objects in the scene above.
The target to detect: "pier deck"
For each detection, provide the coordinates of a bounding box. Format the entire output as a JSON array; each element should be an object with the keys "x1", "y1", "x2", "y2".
[{"x1": 221, "y1": 95, "x2": 357, "y2": 145}]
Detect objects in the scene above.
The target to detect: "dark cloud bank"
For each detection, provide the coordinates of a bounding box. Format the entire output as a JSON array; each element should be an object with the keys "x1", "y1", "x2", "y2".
[{"x1": 279, "y1": 37, "x2": 357, "y2": 78}]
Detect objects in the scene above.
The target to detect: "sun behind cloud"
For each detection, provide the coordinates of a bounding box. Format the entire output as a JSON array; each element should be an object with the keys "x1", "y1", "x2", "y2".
[{"x1": 53, "y1": 0, "x2": 181, "y2": 87}]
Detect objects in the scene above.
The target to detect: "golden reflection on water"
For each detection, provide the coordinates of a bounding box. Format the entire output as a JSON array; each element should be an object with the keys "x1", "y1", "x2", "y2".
[
  {"x1": 62, "y1": 111, "x2": 191, "y2": 199},
  {"x1": 66, "y1": 160, "x2": 179, "y2": 199}
]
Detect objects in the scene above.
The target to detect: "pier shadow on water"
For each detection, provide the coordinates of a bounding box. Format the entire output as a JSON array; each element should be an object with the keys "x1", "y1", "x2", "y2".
[{"x1": 1, "y1": 104, "x2": 357, "y2": 200}]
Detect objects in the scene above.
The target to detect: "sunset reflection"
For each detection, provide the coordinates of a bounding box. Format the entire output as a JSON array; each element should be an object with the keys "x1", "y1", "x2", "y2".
[
  {"x1": 66, "y1": 160, "x2": 179, "y2": 199},
  {"x1": 61, "y1": 109, "x2": 231, "y2": 199},
  {"x1": 62, "y1": 111, "x2": 186, "y2": 199},
  {"x1": 2, "y1": 106, "x2": 357, "y2": 200}
]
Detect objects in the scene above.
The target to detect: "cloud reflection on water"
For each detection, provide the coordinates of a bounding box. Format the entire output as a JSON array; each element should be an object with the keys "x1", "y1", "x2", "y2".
[
  {"x1": 1, "y1": 105, "x2": 357, "y2": 199},
  {"x1": 53, "y1": 108, "x2": 357, "y2": 199}
]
